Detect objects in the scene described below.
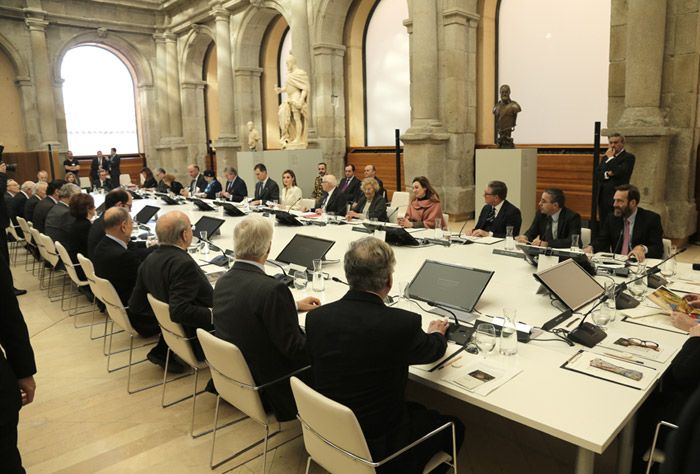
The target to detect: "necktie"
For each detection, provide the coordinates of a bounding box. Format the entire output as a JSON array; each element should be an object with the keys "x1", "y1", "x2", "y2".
[
  {"x1": 544, "y1": 216, "x2": 553, "y2": 242},
  {"x1": 256, "y1": 182, "x2": 262, "y2": 198},
  {"x1": 341, "y1": 179, "x2": 349, "y2": 192},
  {"x1": 321, "y1": 192, "x2": 329, "y2": 209},
  {"x1": 621, "y1": 218, "x2": 631, "y2": 254},
  {"x1": 485, "y1": 206, "x2": 496, "y2": 228},
  {"x1": 227, "y1": 181, "x2": 232, "y2": 193}
]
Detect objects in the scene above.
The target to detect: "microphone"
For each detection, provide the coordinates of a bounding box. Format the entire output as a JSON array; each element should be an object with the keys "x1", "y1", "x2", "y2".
[
  {"x1": 198, "y1": 235, "x2": 231, "y2": 267},
  {"x1": 422, "y1": 237, "x2": 451, "y2": 247},
  {"x1": 644, "y1": 247, "x2": 687, "y2": 288},
  {"x1": 457, "y1": 220, "x2": 469, "y2": 239},
  {"x1": 289, "y1": 196, "x2": 303, "y2": 210},
  {"x1": 266, "y1": 259, "x2": 294, "y2": 287},
  {"x1": 386, "y1": 206, "x2": 400, "y2": 221},
  {"x1": 428, "y1": 301, "x2": 472, "y2": 345},
  {"x1": 331, "y1": 276, "x2": 348, "y2": 285}
]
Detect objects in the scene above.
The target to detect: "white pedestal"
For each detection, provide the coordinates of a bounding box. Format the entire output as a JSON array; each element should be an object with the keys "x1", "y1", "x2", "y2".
[
  {"x1": 475, "y1": 149, "x2": 537, "y2": 229},
  {"x1": 238, "y1": 149, "x2": 323, "y2": 198}
]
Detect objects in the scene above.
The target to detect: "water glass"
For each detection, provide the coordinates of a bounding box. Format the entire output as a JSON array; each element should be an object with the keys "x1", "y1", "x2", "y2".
[
  {"x1": 499, "y1": 307, "x2": 518, "y2": 356},
  {"x1": 604, "y1": 281, "x2": 617, "y2": 321},
  {"x1": 661, "y1": 258, "x2": 677, "y2": 280},
  {"x1": 293, "y1": 270, "x2": 308, "y2": 290},
  {"x1": 474, "y1": 323, "x2": 497, "y2": 359},
  {"x1": 591, "y1": 306, "x2": 613, "y2": 330},
  {"x1": 629, "y1": 263, "x2": 647, "y2": 300},
  {"x1": 199, "y1": 231, "x2": 209, "y2": 256},
  {"x1": 505, "y1": 226, "x2": 515, "y2": 250},
  {"x1": 570, "y1": 234, "x2": 580, "y2": 251},
  {"x1": 312, "y1": 258, "x2": 325, "y2": 292},
  {"x1": 434, "y1": 218, "x2": 443, "y2": 239}
]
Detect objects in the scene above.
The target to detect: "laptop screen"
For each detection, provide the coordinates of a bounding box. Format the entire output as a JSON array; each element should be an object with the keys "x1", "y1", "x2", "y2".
[
  {"x1": 275, "y1": 234, "x2": 335, "y2": 269},
  {"x1": 534, "y1": 258, "x2": 604, "y2": 311},
  {"x1": 407, "y1": 260, "x2": 494, "y2": 312},
  {"x1": 133, "y1": 205, "x2": 160, "y2": 225},
  {"x1": 193, "y1": 216, "x2": 226, "y2": 239}
]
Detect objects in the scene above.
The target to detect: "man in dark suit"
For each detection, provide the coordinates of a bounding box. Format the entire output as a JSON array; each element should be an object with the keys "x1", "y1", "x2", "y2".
[
  {"x1": 31, "y1": 180, "x2": 63, "y2": 233},
  {"x1": 24, "y1": 181, "x2": 46, "y2": 223},
  {"x1": 587, "y1": 184, "x2": 664, "y2": 261},
  {"x1": 470, "y1": 180, "x2": 522, "y2": 238},
  {"x1": 8, "y1": 181, "x2": 34, "y2": 238},
  {"x1": 108, "y1": 147, "x2": 121, "y2": 184},
  {"x1": 95, "y1": 169, "x2": 113, "y2": 191},
  {"x1": 87, "y1": 189, "x2": 132, "y2": 260},
  {"x1": 0, "y1": 163, "x2": 27, "y2": 295},
  {"x1": 339, "y1": 164, "x2": 361, "y2": 203},
  {"x1": 213, "y1": 215, "x2": 320, "y2": 421},
  {"x1": 597, "y1": 133, "x2": 635, "y2": 223},
  {"x1": 314, "y1": 174, "x2": 347, "y2": 215},
  {"x1": 182, "y1": 164, "x2": 206, "y2": 197},
  {"x1": 90, "y1": 150, "x2": 110, "y2": 187},
  {"x1": 93, "y1": 208, "x2": 181, "y2": 372},
  {"x1": 221, "y1": 166, "x2": 248, "y2": 202},
  {"x1": 364, "y1": 164, "x2": 386, "y2": 199},
  {"x1": 200, "y1": 170, "x2": 222, "y2": 199},
  {"x1": 155, "y1": 168, "x2": 168, "y2": 193},
  {"x1": 252, "y1": 163, "x2": 280, "y2": 205},
  {"x1": 129, "y1": 211, "x2": 214, "y2": 361},
  {"x1": 45, "y1": 183, "x2": 81, "y2": 247},
  {"x1": 306, "y1": 237, "x2": 464, "y2": 473},
  {"x1": 517, "y1": 188, "x2": 581, "y2": 249},
  {"x1": 0, "y1": 257, "x2": 36, "y2": 472}
]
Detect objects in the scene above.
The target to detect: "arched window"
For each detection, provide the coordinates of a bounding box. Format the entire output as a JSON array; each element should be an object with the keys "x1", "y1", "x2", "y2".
[
  {"x1": 364, "y1": 0, "x2": 410, "y2": 146},
  {"x1": 60, "y1": 45, "x2": 139, "y2": 154}
]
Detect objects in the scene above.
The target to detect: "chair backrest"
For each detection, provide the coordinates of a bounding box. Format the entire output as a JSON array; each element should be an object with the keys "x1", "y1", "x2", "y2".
[
  {"x1": 30, "y1": 228, "x2": 46, "y2": 260},
  {"x1": 581, "y1": 227, "x2": 592, "y2": 247},
  {"x1": 79, "y1": 176, "x2": 92, "y2": 189},
  {"x1": 16, "y1": 217, "x2": 32, "y2": 245},
  {"x1": 196, "y1": 329, "x2": 270, "y2": 426},
  {"x1": 663, "y1": 238, "x2": 672, "y2": 259},
  {"x1": 390, "y1": 191, "x2": 409, "y2": 210},
  {"x1": 300, "y1": 198, "x2": 316, "y2": 211},
  {"x1": 6, "y1": 224, "x2": 21, "y2": 241},
  {"x1": 290, "y1": 376, "x2": 375, "y2": 474},
  {"x1": 387, "y1": 205, "x2": 407, "y2": 224},
  {"x1": 147, "y1": 294, "x2": 201, "y2": 368},
  {"x1": 93, "y1": 275, "x2": 137, "y2": 335},
  {"x1": 54, "y1": 241, "x2": 85, "y2": 286},
  {"x1": 39, "y1": 233, "x2": 61, "y2": 267},
  {"x1": 77, "y1": 253, "x2": 102, "y2": 301},
  {"x1": 119, "y1": 174, "x2": 132, "y2": 186}
]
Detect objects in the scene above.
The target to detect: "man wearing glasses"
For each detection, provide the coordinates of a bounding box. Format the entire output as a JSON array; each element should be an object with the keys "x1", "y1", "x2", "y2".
[
  {"x1": 470, "y1": 180, "x2": 522, "y2": 238},
  {"x1": 597, "y1": 133, "x2": 635, "y2": 223},
  {"x1": 517, "y1": 188, "x2": 581, "y2": 249}
]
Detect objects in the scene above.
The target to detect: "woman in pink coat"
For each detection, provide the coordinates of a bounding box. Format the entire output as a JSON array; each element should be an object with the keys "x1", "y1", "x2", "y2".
[{"x1": 398, "y1": 176, "x2": 447, "y2": 230}]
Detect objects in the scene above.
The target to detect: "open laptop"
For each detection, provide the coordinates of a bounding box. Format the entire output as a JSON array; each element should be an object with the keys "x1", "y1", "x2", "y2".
[
  {"x1": 193, "y1": 215, "x2": 226, "y2": 238},
  {"x1": 133, "y1": 205, "x2": 160, "y2": 225},
  {"x1": 191, "y1": 198, "x2": 216, "y2": 211},
  {"x1": 533, "y1": 258, "x2": 604, "y2": 312},
  {"x1": 384, "y1": 227, "x2": 421, "y2": 246},
  {"x1": 273, "y1": 234, "x2": 335, "y2": 270},
  {"x1": 220, "y1": 202, "x2": 247, "y2": 217},
  {"x1": 275, "y1": 210, "x2": 304, "y2": 226}
]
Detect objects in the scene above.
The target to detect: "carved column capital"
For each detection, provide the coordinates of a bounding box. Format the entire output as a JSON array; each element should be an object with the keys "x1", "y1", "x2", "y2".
[
  {"x1": 25, "y1": 17, "x2": 48, "y2": 32},
  {"x1": 96, "y1": 27, "x2": 108, "y2": 38}
]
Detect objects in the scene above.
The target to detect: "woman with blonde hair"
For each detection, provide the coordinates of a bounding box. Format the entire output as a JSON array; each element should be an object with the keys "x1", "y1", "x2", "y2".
[{"x1": 346, "y1": 177, "x2": 387, "y2": 221}]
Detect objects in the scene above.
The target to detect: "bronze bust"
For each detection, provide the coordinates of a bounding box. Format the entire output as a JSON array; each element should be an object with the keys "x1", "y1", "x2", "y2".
[{"x1": 493, "y1": 84, "x2": 522, "y2": 148}]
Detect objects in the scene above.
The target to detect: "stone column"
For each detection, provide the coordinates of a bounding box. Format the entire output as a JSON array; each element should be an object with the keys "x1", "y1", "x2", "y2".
[
  {"x1": 16, "y1": 76, "x2": 42, "y2": 151},
  {"x1": 234, "y1": 67, "x2": 263, "y2": 149},
  {"x1": 212, "y1": 5, "x2": 240, "y2": 170},
  {"x1": 25, "y1": 16, "x2": 59, "y2": 147},
  {"x1": 164, "y1": 32, "x2": 183, "y2": 138},
  {"x1": 181, "y1": 80, "x2": 208, "y2": 166},
  {"x1": 153, "y1": 33, "x2": 171, "y2": 138},
  {"x1": 312, "y1": 43, "x2": 346, "y2": 175}
]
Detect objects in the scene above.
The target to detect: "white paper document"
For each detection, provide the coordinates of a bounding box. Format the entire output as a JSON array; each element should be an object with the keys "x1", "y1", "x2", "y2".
[
  {"x1": 465, "y1": 236, "x2": 504, "y2": 245},
  {"x1": 446, "y1": 361, "x2": 522, "y2": 396},
  {"x1": 562, "y1": 350, "x2": 659, "y2": 390},
  {"x1": 595, "y1": 328, "x2": 674, "y2": 363}
]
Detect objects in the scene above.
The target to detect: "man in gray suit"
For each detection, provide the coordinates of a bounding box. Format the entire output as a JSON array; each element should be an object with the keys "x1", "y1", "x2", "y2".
[{"x1": 44, "y1": 183, "x2": 80, "y2": 247}]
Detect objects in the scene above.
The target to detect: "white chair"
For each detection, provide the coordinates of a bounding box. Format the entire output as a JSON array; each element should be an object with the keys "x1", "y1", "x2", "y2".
[
  {"x1": 16, "y1": 217, "x2": 37, "y2": 272},
  {"x1": 300, "y1": 198, "x2": 316, "y2": 211},
  {"x1": 581, "y1": 227, "x2": 592, "y2": 247},
  {"x1": 663, "y1": 238, "x2": 673, "y2": 259},
  {"x1": 29, "y1": 227, "x2": 48, "y2": 284},
  {"x1": 290, "y1": 376, "x2": 456, "y2": 474},
  {"x1": 390, "y1": 191, "x2": 409, "y2": 210},
  {"x1": 197, "y1": 329, "x2": 308, "y2": 471},
  {"x1": 94, "y1": 275, "x2": 161, "y2": 394},
  {"x1": 387, "y1": 205, "x2": 407, "y2": 224},
  {"x1": 644, "y1": 420, "x2": 678, "y2": 474},
  {"x1": 54, "y1": 241, "x2": 92, "y2": 317},
  {"x1": 5, "y1": 223, "x2": 25, "y2": 265},
  {"x1": 79, "y1": 176, "x2": 92, "y2": 189},
  {"x1": 38, "y1": 233, "x2": 65, "y2": 301},
  {"x1": 77, "y1": 253, "x2": 110, "y2": 343},
  {"x1": 147, "y1": 294, "x2": 210, "y2": 438},
  {"x1": 119, "y1": 173, "x2": 132, "y2": 186}
]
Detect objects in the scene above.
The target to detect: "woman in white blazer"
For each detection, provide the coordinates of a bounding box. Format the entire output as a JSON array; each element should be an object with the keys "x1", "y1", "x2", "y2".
[{"x1": 280, "y1": 169, "x2": 303, "y2": 210}]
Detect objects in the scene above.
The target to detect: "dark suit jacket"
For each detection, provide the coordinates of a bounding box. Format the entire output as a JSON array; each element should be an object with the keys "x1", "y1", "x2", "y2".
[
  {"x1": 45, "y1": 202, "x2": 75, "y2": 247},
  {"x1": 129, "y1": 245, "x2": 214, "y2": 360},
  {"x1": 88, "y1": 214, "x2": 148, "y2": 261},
  {"x1": 306, "y1": 290, "x2": 447, "y2": 440},
  {"x1": 188, "y1": 175, "x2": 207, "y2": 194},
  {"x1": 156, "y1": 179, "x2": 167, "y2": 193},
  {"x1": 0, "y1": 257, "x2": 36, "y2": 422},
  {"x1": 523, "y1": 207, "x2": 581, "y2": 249},
  {"x1": 31, "y1": 196, "x2": 57, "y2": 232},
  {"x1": 109, "y1": 154, "x2": 121, "y2": 182},
  {"x1": 203, "y1": 179, "x2": 222, "y2": 199},
  {"x1": 0, "y1": 174, "x2": 9, "y2": 229},
  {"x1": 90, "y1": 156, "x2": 110, "y2": 184},
  {"x1": 352, "y1": 194, "x2": 388, "y2": 221},
  {"x1": 254, "y1": 178, "x2": 280, "y2": 202},
  {"x1": 318, "y1": 188, "x2": 348, "y2": 215},
  {"x1": 338, "y1": 176, "x2": 361, "y2": 202},
  {"x1": 167, "y1": 181, "x2": 184, "y2": 196},
  {"x1": 143, "y1": 177, "x2": 157, "y2": 189},
  {"x1": 224, "y1": 177, "x2": 248, "y2": 202},
  {"x1": 597, "y1": 150, "x2": 635, "y2": 209},
  {"x1": 96, "y1": 179, "x2": 114, "y2": 191},
  {"x1": 24, "y1": 195, "x2": 41, "y2": 223},
  {"x1": 66, "y1": 217, "x2": 91, "y2": 263},
  {"x1": 474, "y1": 199, "x2": 522, "y2": 238},
  {"x1": 591, "y1": 207, "x2": 664, "y2": 258},
  {"x1": 213, "y1": 261, "x2": 308, "y2": 421},
  {"x1": 9, "y1": 192, "x2": 28, "y2": 220}
]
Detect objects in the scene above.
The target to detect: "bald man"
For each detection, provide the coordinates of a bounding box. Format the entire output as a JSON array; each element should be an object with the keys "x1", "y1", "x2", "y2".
[{"x1": 129, "y1": 211, "x2": 214, "y2": 363}]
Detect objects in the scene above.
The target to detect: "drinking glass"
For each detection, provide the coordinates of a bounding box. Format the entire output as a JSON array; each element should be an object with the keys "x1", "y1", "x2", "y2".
[
  {"x1": 570, "y1": 234, "x2": 580, "y2": 252},
  {"x1": 591, "y1": 306, "x2": 613, "y2": 330},
  {"x1": 604, "y1": 281, "x2": 617, "y2": 322},
  {"x1": 434, "y1": 218, "x2": 443, "y2": 239},
  {"x1": 312, "y1": 259, "x2": 325, "y2": 292},
  {"x1": 629, "y1": 263, "x2": 647, "y2": 301},
  {"x1": 505, "y1": 226, "x2": 515, "y2": 250},
  {"x1": 293, "y1": 270, "x2": 308, "y2": 290},
  {"x1": 661, "y1": 258, "x2": 677, "y2": 280},
  {"x1": 199, "y1": 231, "x2": 209, "y2": 256},
  {"x1": 474, "y1": 324, "x2": 497, "y2": 359},
  {"x1": 499, "y1": 307, "x2": 518, "y2": 356}
]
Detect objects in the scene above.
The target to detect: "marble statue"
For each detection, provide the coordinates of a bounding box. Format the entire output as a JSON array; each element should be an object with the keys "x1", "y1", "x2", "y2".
[
  {"x1": 247, "y1": 121, "x2": 261, "y2": 151},
  {"x1": 493, "y1": 84, "x2": 522, "y2": 149},
  {"x1": 275, "y1": 53, "x2": 310, "y2": 150}
]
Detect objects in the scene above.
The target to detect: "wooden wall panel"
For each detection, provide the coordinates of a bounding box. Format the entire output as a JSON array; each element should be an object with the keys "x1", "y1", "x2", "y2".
[
  {"x1": 75, "y1": 155, "x2": 145, "y2": 185},
  {"x1": 537, "y1": 154, "x2": 595, "y2": 221},
  {"x1": 346, "y1": 148, "x2": 404, "y2": 200}
]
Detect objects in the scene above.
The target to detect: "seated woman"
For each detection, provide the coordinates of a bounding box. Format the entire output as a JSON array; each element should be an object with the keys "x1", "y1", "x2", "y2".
[
  {"x1": 398, "y1": 176, "x2": 447, "y2": 229},
  {"x1": 64, "y1": 172, "x2": 79, "y2": 186},
  {"x1": 162, "y1": 173, "x2": 183, "y2": 196},
  {"x1": 346, "y1": 177, "x2": 387, "y2": 221},
  {"x1": 280, "y1": 169, "x2": 303, "y2": 210},
  {"x1": 67, "y1": 193, "x2": 96, "y2": 278},
  {"x1": 200, "y1": 170, "x2": 222, "y2": 199},
  {"x1": 140, "y1": 167, "x2": 157, "y2": 189}
]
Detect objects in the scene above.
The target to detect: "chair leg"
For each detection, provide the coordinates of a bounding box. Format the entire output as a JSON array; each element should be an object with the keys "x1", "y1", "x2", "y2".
[
  {"x1": 263, "y1": 424, "x2": 270, "y2": 474},
  {"x1": 305, "y1": 456, "x2": 312, "y2": 474},
  {"x1": 209, "y1": 419, "x2": 281, "y2": 470},
  {"x1": 451, "y1": 422, "x2": 458, "y2": 474},
  {"x1": 126, "y1": 335, "x2": 164, "y2": 395}
]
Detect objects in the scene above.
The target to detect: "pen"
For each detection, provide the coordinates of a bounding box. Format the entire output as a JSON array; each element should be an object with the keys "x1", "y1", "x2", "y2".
[
  {"x1": 603, "y1": 352, "x2": 645, "y2": 366},
  {"x1": 439, "y1": 355, "x2": 462, "y2": 370},
  {"x1": 430, "y1": 346, "x2": 467, "y2": 372},
  {"x1": 565, "y1": 317, "x2": 580, "y2": 328}
]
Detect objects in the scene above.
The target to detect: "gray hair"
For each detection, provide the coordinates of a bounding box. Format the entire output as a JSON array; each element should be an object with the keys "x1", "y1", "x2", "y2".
[
  {"x1": 21, "y1": 181, "x2": 35, "y2": 192},
  {"x1": 361, "y1": 177, "x2": 379, "y2": 193},
  {"x1": 58, "y1": 183, "x2": 81, "y2": 199},
  {"x1": 609, "y1": 132, "x2": 625, "y2": 143},
  {"x1": 103, "y1": 207, "x2": 130, "y2": 230},
  {"x1": 322, "y1": 174, "x2": 337, "y2": 187},
  {"x1": 156, "y1": 212, "x2": 191, "y2": 246},
  {"x1": 234, "y1": 214, "x2": 273, "y2": 260},
  {"x1": 33, "y1": 181, "x2": 48, "y2": 194},
  {"x1": 344, "y1": 237, "x2": 395, "y2": 292},
  {"x1": 223, "y1": 166, "x2": 238, "y2": 176}
]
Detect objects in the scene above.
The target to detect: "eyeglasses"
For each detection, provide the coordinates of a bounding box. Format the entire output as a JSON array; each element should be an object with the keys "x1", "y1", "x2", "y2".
[
  {"x1": 190, "y1": 225, "x2": 196, "y2": 231},
  {"x1": 618, "y1": 337, "x2": 659, "y2": 351}
]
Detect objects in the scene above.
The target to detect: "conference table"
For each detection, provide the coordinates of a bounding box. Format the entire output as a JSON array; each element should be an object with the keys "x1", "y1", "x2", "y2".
[{"x1": 125, "y1": 194, "x2": 690, "y2": 474}]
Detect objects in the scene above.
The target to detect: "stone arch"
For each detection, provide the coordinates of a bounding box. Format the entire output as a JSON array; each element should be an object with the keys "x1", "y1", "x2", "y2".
[
  {"x1": 0, "y1": 31, "x2": 30, "y2": 79},
  {"x1": 52, "y1": 30, "x2": 153, "y2": 87},
  {"x1": 181, "y1": 25, "x2": 215, "y2": 83},
  {"x1": 314, "y1": 0, "x2": 355, "y2": 45},
  {"x1": 235, "y1": 4, "x2": 289, "y2": 69}
]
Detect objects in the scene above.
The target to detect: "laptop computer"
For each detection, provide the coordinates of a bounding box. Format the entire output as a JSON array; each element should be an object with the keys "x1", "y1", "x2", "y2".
[
  {"x1": 533, "y1": 258, "x2": 604, "y2": 312},
  {"x1": 274, "y1": 234, "x2": 335, "y2": 270},
  {"x1": 275, "y1": 210, "x2": 304, "y2": 226},
  {"x1": 191, "y1": 198, "x2": 216, "y2": 211},
  {"x1": 133, "y1": 205, "x2": 160, "y2": 225},
  {"x1": 193, "y1": 215, "x2": 226, "y2": 238},
  {"x1": 384, "y1": 226, "x2": 421, "y2": 246}
]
